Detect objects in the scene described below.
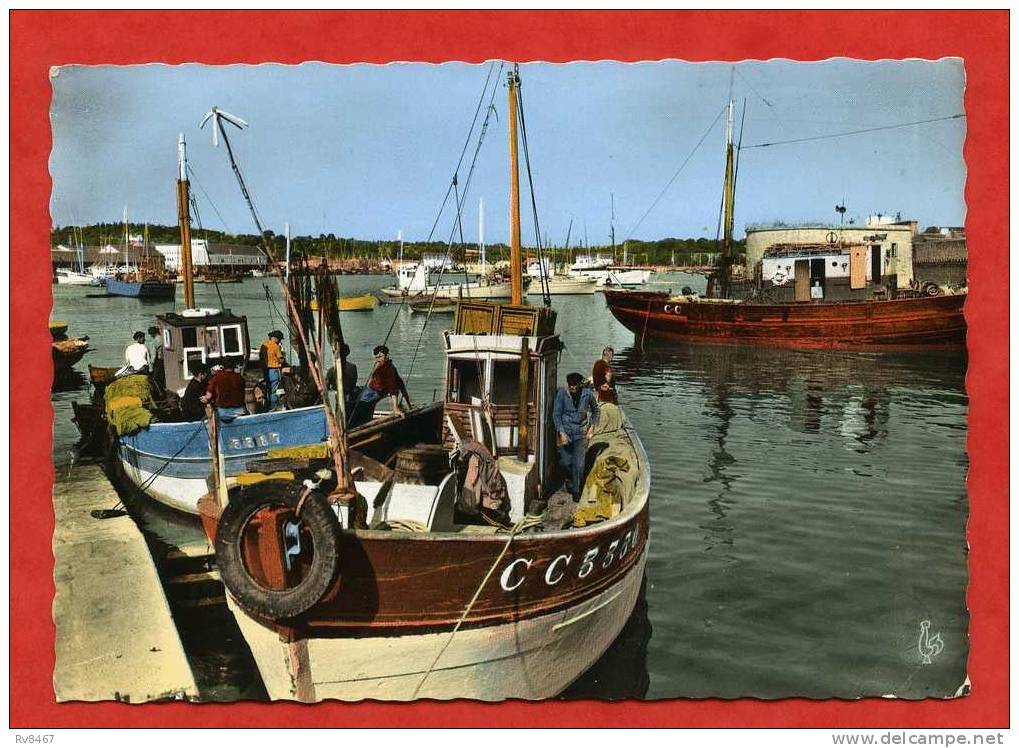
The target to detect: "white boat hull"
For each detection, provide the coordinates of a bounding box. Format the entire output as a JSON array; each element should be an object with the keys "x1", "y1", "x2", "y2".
[
  {"x1": 228, "y1": 546, "x2": 647, "y2": 702},
  {"x1": 55, "y1": 270, "x2": 95, "y2": 286},
  {"x1": 526, "y1": 277, "x2": 599, "y2": 295}
]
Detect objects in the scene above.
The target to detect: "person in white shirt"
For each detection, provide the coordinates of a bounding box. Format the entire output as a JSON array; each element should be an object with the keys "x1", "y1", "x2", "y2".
[{"x1": 124, "y1": 331, "x2": 151, "y2": 372}]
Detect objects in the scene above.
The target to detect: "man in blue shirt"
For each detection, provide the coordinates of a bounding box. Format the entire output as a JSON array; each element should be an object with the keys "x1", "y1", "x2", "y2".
[{"x1": 552, "y1": 372, "x2": 599, "y2": 501}]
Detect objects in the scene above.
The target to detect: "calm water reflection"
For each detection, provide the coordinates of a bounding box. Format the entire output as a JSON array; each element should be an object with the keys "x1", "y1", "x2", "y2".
[{"x1": 51, "y1": 273, "x2": 969, "y2": 700}]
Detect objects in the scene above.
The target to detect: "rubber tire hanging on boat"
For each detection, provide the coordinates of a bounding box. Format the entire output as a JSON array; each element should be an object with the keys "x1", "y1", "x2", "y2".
[{"x1": 215, "y1": 480, "x2": 341, "y2": 620}]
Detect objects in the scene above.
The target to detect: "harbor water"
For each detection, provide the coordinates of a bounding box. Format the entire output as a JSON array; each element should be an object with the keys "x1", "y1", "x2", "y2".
[{"x1": 50, "y1": 272, "x2": 969, "y2": 700}]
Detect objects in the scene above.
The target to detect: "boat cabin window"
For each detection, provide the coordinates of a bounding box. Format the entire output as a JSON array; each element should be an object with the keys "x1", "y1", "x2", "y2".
[
  {"x1": 181, "y1": 326, "x2": 198, "y2": 349},
  {"x1": 448, "y1": 359, "x2": 483, "y2": 404},
  {"x1": 220, "y1": 324, "x2": 244, "y2": 356},
  {"x1": 490, "y1": 359, "x2": 537, "y2": 405},
  {"x1": 162, "y1": 328, "x2": 172, "y2": 350},
  {"x1": 206, "y1": 327, "x2": 221, "y2": 357}
]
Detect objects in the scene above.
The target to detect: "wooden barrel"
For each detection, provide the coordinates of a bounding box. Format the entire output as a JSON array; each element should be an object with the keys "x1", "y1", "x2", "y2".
[{"x1": 393, "y1": 444, "x2": 450, "y2": 485}]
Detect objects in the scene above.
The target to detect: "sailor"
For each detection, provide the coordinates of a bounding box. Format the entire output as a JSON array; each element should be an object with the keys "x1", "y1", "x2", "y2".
[
  {"x1": 124, "y1": 331, "x2": 151, "y2": 373},
  {"x1": 552, "y1": 372, "x2": 599, "y2": 501},
  {"x1": 326, "y1": 342, "x2": 361, "y2": 417},
  {"x1": 347, "y1": 345, "x2": 413, "y2": 428},
  {"x1": 203, "y1": 357, "x2": 247, "y2": 420},
  {"x1": 591, "y1": 346, "x2": 618, "y2": 404},
  {"x1": 147, "y1": 326, "x2": 165, "y2": 384},
  {"x1": 258, "y1": 330, "x2": 288, "y2": 410},
  {"x1": 180, "y1": 361, "x2": 210, "y2": 421}
]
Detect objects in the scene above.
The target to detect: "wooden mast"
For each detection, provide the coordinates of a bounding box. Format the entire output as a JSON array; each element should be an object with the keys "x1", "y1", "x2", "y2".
[
  {"x1": 507, "y1": 67, "x2": 523, "y2": 305},
  {"x1": 176, "y1": 133, "x2": 196, "y2": 309},
  {"x1": 719, "y1": 100, "x2": 736, "y2": 299}
]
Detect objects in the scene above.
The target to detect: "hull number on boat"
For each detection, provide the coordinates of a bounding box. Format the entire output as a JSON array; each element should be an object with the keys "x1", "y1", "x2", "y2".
[
  {"x1": 226, "y1": 432, "x2": 282, "y2": 451},
  {"x1": 499, "y1": 523, "x2": 642, "y2": 592}
]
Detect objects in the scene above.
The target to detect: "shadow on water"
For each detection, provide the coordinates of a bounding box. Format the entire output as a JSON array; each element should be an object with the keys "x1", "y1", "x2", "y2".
[{"x1": 560, "y1": 575, "x2": 652, "y2": 700}]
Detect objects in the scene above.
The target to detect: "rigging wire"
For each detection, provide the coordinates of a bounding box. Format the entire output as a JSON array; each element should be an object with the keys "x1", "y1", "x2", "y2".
[
  {"x1": 623, "y1": 104, "x2": 727, "y2": 242},
  {"x1": 514, "y1": 69, "x2": 551, "y2": 306},
  {"x1": 742, "y1": 113, "x2": 966, "y2": 149},
  {"x1": 186, "y1": 164, "x2": 233, "y2": 234}
]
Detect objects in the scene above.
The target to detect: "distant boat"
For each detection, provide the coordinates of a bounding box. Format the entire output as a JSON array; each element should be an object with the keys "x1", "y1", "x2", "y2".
[
  {"x1": 52, "y1": 337, "x2": 90, "y2": 371},
  {"x1": 309, "y1": 294, "x2": 376, "y2": 312},
  {"x1": 409, "y1": 298, "x2": 455, "y2": 314},
  {"x1": 49, "y1": 320, "x2": 69, "y2": 339},
  {"x1": 105, "y1": 277, "x2": 177, "y2": 299},
  {"x1": 526, "y1": 275, "x2": 599, "y2": 295},
  {"x1": 55, "y1": 268, "x2": 94, "y2": 286}
]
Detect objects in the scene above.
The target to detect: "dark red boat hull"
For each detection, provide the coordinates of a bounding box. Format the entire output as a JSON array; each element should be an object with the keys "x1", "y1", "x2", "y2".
[{"x1": 602, "y1": 290, "x2": 967, "y2": 351}]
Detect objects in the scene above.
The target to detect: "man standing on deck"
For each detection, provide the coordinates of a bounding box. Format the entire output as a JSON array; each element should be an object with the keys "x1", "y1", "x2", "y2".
[
  {"x1": 180, "y1": 362, "x2": 210, "y2": 421},
  {"x1": 553, "y1": 372, "x2": 599, "y2": 501},
  {"x1": 347, "y1": 345, "x2": 413, "y2": 428},
  {"x1": 124, "y1": 331, "x2": 151, "y2": 373},
  {"x1": 591, "y1": 346, "x2": 618, "y2": 404},
  {"x1": 202, "y1": 357, "x2": 246, "y2": 420},
  {"x1": 258, "y1": 330, "x2": 287, "y2": 410},
  {"x1": 147, "y1": 326, "x2": 165, "y2": 385}
]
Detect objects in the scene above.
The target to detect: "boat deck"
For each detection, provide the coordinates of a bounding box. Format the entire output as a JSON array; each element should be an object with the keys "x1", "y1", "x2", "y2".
[{"x1": 52, "y1": 463, "x2": 198, "y2": 702}]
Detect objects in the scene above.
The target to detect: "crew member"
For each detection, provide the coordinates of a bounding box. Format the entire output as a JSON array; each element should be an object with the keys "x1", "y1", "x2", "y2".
[
  {"x1": 591, "y1": 346, "x2": 618, "y2": 404},
  {"x1": 258, "y1": 330, "x2": 287, "y2": 409},
  {"x1": 124, "y1": 331, "x2": 151, "y2": 373},
  {"x1": 147, "y1": 326, "x2": 165, "y2": 384},
  {"x1": 203, "y1": 357, "x2": 247, "y2": 420},
  {"x1": 347, "y1": 345, "x2": 413, "y2": 428},
  {"x1": 180, "y1": 362, "x2": 210, "y2": 421},
  {"x1": 552, "y1": 372, "x2": 599, "y2": 501}
]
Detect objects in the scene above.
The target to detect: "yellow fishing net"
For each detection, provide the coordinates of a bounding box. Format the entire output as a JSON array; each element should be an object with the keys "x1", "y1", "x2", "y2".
[
  {"x1": 104, "y1": 374, "x2": 158, "y2": 435},
  {"x1": 572, "y1": 403, "x2": 640, "y2": 527}
]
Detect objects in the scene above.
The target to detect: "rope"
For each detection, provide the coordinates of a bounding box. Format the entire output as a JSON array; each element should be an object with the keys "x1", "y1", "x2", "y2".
[
  {"x1": 742, "y1": 113, "x2": 965, "y2": 149},
  {"x1": 411, "y1": 515, "x2": 539, "y2": 698}
]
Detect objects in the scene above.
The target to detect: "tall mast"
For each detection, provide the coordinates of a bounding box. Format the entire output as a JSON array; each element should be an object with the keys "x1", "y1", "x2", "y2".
[
  {"x1": 507, "y1": 67, "x2": 523, "y2": 305},
  {"x1": 479, "y1": 198, "x2": 486, "y2": 276},
  {"x1": 176, "y1": 134, "x2": 196, "y2": 308},
  {"x1": 611, "y1": 192, "x2": 617, "y2": 263},
  {"x1": 720, "y1": 99, "x2": 736, "y2": 297}
]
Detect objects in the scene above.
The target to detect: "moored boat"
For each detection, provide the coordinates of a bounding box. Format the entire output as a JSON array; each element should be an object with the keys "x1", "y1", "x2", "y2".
[
  {"x1": 52, "y1": 337, "x2": 90, "y2": 371},
  {"x1": 527, "y1": 275, "x2": 599, "y2": 295},
  {"x1": 105, "y1": 277, "x2": 177, "y2": 299},
  {"x1": 309, "y1": 294, "x2": 376, "y2": 312},
  {"x1": 602, "y1": 100, "x2": 967, "y2": 351},
  {"x1": 196, "y1": 65, "x2": 651, "y2": 702}
]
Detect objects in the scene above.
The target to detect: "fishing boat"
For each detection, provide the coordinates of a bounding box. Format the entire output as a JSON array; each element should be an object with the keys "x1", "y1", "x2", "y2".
[
  {"x1": 196, "y1": 66, "x2": 650, "y2": 702},
  {"x1": 309, "y1": 294, "x2": 376, "y2": 312},
  {"x1": 52, "y1": 337, "x2": 90, "y2": 371},
  {"x1": 55, "y1": 268, "x2": 94, "y2": 286},
  {"x1": 49, "y1": 320, "x2": 69, "y2": 339},
  {"x1": 74, "y1": 133, "x2": 442, "y2": 516},
  {"x1": 527, "y1": 275, "x2": 599, "y2": 295},
  {"x1": 104, "y1": 213, "x2": 177, "y2": 300},
  {"x1": 602, "y1": 101, "x2": 966, "y2": 350}
]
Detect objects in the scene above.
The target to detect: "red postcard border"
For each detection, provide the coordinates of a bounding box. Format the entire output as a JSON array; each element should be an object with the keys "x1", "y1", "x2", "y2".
[{"x1": 10, "y1": 10, "x2": 1008, "y2": 728}]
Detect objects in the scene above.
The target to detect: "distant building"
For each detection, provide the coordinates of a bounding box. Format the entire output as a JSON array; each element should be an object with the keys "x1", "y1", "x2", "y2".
[
  {"x1": 152, "y1": 239, "x2": 267, "y2": 270},
  {"x1": 746, "y1": 215, "x2": 916, "y2": 289},
  {"x1": 912, "y1": 226, "x2": 967, "y2": 287}
]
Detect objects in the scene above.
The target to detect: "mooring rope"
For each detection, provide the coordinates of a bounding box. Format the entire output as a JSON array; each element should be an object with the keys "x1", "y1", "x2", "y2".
[{"x1": 411, "y1": 514, "x2": 542, "y2": 698}]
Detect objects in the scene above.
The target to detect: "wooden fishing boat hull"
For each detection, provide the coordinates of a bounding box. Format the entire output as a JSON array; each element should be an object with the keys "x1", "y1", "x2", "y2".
[
  {"x1": 409, "y1": 301, "x2": 455, "y2": 313},
  {"x1": 54, "y1": 269, "x2": 94, "y2": 286},
  {"x1": 49, "y1": 321, "x2": 69, "y2": 339},
  {"x1": 116, "y1": 402, "x2": 444, "y2": 515},
  {"x1": 105, "y1": 278, "x2": 177, "y2": 300},
  {"x1": 229, "y1": 544, "x2": 647, "y2": 701},
  {"x1": 602, "y1": 289, "x2": 967, "y2": 350}
]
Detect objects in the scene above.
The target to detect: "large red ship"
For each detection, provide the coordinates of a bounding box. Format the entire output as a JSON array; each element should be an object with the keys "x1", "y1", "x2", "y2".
[
  {"x1": 602, "y1": 288, "x2": 966, "y2": 351},
  {"x1": 603, "y1": 100, "x2": 967, "y2": 352}
]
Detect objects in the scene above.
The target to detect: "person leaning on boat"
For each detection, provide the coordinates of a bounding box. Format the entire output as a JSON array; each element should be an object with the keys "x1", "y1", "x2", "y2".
[
  {"x1": 347, "y1": 345, "x2": 413, "y2": 428},
  {"x1": 202, "y1": 357, "x2": 246, "y2": 420},
  {"x1": 553, "y1": 372, "x2": 599, "y2": 501},
  {"x1": 258, "y1": 330, "x2": 288, "y2": 410},
  {"x1": 147, "y1": 326, "x2": 165, "y2": 384},
  {"x1": 326, "y1": 343, "x2": 361, "y2": 416},
  {"x1": 591, "y1": 346, "x2": 618, "y2": 404}
]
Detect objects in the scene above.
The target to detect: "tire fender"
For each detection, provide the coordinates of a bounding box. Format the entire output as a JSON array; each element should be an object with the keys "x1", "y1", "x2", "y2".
[{"x1": 215, "y1": 480, "x2": 341, "y2": 620}]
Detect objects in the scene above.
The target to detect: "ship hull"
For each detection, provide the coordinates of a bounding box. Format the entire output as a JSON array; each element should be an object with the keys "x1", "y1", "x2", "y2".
[
  {"x1": 602, "y1": 290, "x2": 967, "y2": 350},
  {"x1": 105, "y1": 278, "x2": 177, "y2": 299},
  {"x1": 229, "y1": 546, "x2": 647, "y2": 701}
]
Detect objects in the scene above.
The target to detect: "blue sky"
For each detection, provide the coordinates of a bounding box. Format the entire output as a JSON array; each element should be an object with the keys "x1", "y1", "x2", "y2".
[{"x1": 49, "y1": 59, "x2": 965, "y2": 243}]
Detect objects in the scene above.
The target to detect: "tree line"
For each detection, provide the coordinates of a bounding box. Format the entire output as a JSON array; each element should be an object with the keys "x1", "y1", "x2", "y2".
[{"x1": 51, "y1": 223, "x2": 745, "y2": 266}]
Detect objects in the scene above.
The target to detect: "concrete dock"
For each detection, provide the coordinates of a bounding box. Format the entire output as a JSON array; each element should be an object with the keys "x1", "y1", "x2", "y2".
[{"x1": 52, "y1": 463, "x2": 198, "y2": 702}]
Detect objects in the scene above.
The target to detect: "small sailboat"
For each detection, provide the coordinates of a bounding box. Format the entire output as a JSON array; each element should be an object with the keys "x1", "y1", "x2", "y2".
[{"x1": 104, "y1": 214, "x2": 176, "y2": 300}]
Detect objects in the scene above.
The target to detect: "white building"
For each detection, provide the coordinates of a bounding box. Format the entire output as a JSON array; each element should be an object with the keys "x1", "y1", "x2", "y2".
[{"x1": 153, "y1": 239, "x2": 268, "y2": 271}]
